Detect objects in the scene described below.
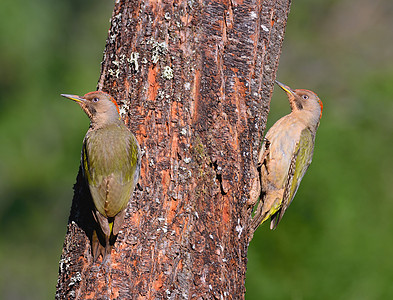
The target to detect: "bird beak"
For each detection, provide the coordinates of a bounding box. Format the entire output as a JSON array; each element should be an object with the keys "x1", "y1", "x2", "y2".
[
  {"x1": 275, "y1": 80, "x2": 295, "y2": 97},
  {"x1": 61, "y1": 94, "x2": 86, "y2": 103}
]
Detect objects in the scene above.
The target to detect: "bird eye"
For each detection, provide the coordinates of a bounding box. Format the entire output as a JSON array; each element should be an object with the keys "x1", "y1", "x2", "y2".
[
  {"x1": 92, "y1": 97, "x2": 99, "y2": 102},
  {"x1": 302, "y1": 95, "x2": 309, "y2": 100}
]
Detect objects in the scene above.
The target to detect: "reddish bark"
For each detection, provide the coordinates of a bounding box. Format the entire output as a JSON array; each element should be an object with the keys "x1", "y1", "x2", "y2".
[{"x1": 56, "y1": 0, "x2": 291, "y2": 299}]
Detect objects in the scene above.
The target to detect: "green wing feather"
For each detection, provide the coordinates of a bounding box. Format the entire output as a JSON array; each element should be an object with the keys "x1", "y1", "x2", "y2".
[
  {"x1": 270, "y1": 128, "x2": 314, "y2": 229},
  {"x1": 82, "y1": 124, "x2": 140, "y2": 219}
]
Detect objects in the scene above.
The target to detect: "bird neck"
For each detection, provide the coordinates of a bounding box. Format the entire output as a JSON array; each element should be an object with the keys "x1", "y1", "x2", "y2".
[
  {"x1": 90, "y1": 113, "x2": 123, "y2": 130},
  {"x1": 291, "y1": 110, "x2": 320, "y2": 131}
]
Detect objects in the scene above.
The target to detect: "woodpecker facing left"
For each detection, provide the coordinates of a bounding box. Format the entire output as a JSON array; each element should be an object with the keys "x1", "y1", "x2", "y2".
[{"x1": 62, "y1": 91, "x2": 141, "y2": 262}]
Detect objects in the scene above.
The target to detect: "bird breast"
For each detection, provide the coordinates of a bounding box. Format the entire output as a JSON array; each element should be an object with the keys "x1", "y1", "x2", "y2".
[{"x1": 265, "y1": 115, "x2": 305, "y2": 188}]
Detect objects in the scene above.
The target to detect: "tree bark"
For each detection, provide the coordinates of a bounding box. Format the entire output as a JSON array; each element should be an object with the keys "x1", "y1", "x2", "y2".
[{"x1": 56, "y1": 0, "x2": 291, "y2": 299}]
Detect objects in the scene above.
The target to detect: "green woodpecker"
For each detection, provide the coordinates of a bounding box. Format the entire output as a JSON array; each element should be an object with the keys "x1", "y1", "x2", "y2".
[
  {"x1": 62, "y1": 91, "x2": 141, "y2": 260},
  {"x1": 254, "y1": 80, "x2": 323, "y2": 230}
]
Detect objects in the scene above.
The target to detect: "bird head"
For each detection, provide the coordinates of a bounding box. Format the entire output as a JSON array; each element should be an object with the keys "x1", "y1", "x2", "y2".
[
  {"x1": 275, "y1": 80, "x2": 323, "y2": 122},
  {"x1": 61, "y1": 91, "x2": 121, "y2": 126}
]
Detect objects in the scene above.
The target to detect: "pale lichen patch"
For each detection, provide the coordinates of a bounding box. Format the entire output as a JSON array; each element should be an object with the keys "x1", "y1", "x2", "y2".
[
  {"x1": 127, "y1": 52, "x2": 140, "y2": 72},
  {"x1": 162, "y1": 66, "x2": 174, "y2": 80}
]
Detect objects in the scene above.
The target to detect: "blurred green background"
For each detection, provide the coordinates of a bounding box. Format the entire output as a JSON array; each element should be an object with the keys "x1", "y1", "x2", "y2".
[
  {"x1": 0, "y1": 0, "x2": 392, "y2": 299},
  {"x1": 0, "y1": 1, "x2": 112, "y2": 299},
  {"x1": 247, "y1": 0, "x2": 393, "y2": 299}
]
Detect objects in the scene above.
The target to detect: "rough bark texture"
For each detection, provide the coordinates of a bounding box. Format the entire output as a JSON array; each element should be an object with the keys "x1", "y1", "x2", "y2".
[{"x1": 56, "y1": 0, "x2": 291, "y2": 299}]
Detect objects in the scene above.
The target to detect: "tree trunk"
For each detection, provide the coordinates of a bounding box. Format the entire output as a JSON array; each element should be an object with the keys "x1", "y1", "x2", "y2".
[{"x1": 56, "y1": 0, "x2": 291, "y2": 299}]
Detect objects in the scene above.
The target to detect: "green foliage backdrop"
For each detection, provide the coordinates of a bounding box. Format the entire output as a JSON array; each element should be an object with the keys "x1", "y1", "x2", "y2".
[
  {"x1": 247, "y1": 0, "x2": 393, "y2": 299},
  {"x1": 0, "y1": 1, "x2": 112, "y2": 298},
  {"x1": 1, "y1": 0, "x2": 392, "y2": 299}
]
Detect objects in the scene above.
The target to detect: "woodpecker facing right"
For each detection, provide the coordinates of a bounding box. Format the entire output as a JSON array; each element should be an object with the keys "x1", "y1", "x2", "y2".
[{"x1": 252, "y1": 80, "x2": 323, "y2": 230}]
